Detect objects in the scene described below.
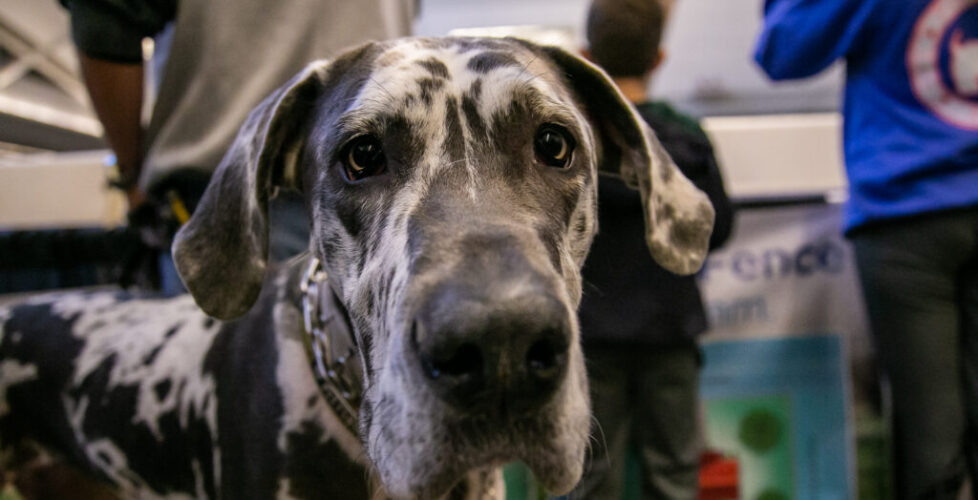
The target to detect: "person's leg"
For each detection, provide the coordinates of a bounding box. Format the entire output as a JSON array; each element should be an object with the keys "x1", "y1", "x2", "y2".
[
  {"x1": 851, "y1": 211, "x2": 978, "y2": 499},
  {"x1": 572, "y1": 345, "x2": 632, "y2": 500},
  {"x1": 958, "y1": 220, "x2": 978, "y2": 496},
  {"x1": 632, "y1": 344, "x2": 701, "y2": 500}
]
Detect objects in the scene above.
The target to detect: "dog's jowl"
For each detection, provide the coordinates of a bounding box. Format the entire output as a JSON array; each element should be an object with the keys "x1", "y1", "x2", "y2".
[{"x1": 0, "y1": 37, "x2": 714, "y2": 500}]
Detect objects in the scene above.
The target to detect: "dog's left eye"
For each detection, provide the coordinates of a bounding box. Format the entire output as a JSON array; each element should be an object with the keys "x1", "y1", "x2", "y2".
[
  {"x1": 534, "y1": 125, "x2": 574, "y2": 168},
  {"x1": 342, "y1": 135, "x2": 386, "y2": 181}
]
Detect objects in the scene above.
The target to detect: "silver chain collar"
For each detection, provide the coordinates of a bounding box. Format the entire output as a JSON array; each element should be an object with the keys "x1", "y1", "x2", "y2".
[{"x1": 300, "y1": 257, "x2": 362, "y2": 436}]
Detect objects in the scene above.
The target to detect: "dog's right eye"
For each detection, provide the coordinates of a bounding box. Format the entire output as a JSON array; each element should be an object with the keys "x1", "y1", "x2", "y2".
[
  {"x1": 342, "y1": 136, "x2": 386, "y2": 182},
  {"x1": 534, "y1": 125, "x2": 575, "y2": 169}
]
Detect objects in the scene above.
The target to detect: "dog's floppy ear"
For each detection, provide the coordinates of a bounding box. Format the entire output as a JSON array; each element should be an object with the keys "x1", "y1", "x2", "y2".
[
  {"x1": 172, "y1": 61, "x2": 329, "y2": 319},
  {"x1": 540, "y1": 45, "x2": 715, "y2": 275}
]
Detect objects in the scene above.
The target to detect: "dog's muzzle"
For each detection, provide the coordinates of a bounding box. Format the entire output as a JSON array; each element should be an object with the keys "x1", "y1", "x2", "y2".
[
  {"x1": 405, "y1": 225, "x2": 573, "y2": 418},
  {"x1": 411, "y1": 284, "x2": 571, "y2": 416}
]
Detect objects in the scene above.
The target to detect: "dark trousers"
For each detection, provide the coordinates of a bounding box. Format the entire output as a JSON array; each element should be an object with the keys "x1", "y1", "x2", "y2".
[
  {"x1": 850, "y1": 208, "x2": 978, "y2": 500},
  {"x1": 571, "y1": 343, "x2": 701, "y2": 500}
]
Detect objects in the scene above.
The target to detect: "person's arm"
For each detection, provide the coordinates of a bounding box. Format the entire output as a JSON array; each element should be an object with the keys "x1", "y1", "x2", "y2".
[
  {"x1": 78, "y1": 55, "x2": 145, "y2": 206},
  {"x1": 63, "y1": 0, "x2": 174, "y2": 206},
  {"x1": 753, "y1": 0, "x2": 878, "y2": 80}
]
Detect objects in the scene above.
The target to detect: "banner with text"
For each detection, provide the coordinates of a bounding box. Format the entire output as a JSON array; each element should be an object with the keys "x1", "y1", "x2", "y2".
[{"x1": 696, "y1": 203, "x2": 889, "y2": 500}]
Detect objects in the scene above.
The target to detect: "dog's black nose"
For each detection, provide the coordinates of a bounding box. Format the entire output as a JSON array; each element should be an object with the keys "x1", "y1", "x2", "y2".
[{"x1": 411, "y1": 288, "x2": 571, "y2": 416}]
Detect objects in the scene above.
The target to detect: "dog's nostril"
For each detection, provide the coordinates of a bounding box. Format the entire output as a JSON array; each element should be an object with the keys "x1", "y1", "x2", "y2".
[
  {"x1": 423, "y1": 343, "x2": 482, "y2": 380},
  {"x1": 526, "y1": 335, "x2": 567, "y2": 379}
]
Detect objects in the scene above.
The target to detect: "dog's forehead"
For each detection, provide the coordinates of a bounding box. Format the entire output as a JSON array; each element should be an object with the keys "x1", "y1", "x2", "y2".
[{"x1": 348, "y1": 38, "x2": 579, "y2": 128}]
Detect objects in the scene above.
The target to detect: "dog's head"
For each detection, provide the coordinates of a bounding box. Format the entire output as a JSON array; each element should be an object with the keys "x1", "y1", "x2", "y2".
[{"x1": 173, "y1": 37, "x2": 713, "y2": 499}]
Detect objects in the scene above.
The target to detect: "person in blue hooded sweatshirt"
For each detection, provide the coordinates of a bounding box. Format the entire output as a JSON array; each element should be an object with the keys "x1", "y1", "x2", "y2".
[{"x1": 755, "y1": 1, "x2": 978, "y2": 498}]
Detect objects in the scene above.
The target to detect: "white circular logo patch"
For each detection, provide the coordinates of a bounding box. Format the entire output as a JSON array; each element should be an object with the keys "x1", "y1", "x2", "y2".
[{"x1": 907, "y1": 0, "x2": 978, "y2": 130}]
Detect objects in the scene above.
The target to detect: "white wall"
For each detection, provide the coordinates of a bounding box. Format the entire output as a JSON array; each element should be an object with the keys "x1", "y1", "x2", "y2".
[
  {"x1": 704, "y1": 113, "x2": 845, "y2": 198},
  {"x1": 0, "y1": 151, "x2": 126, "y2": 229},
  {"x1": 415, "y1": 0, "x2": 590, "y2": 39},
  {"x1": 655, "y1": 0, "x2": 842, "y2": 116},
  {"x1": 416, "y1": 0, "x2": 844, "y2": 116}
]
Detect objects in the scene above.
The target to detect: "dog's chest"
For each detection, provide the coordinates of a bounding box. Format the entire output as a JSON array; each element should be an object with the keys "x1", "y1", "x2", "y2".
[
  {"x1": 0, "y1": 293, "x2": 222, "y2": 496},
  {"x1": 0, "y1": 291, "x2": 365, "y2": 499}
]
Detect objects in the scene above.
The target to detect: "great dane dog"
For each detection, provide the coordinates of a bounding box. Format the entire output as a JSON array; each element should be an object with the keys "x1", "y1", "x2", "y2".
[{"x1": 0, "y1": 37, "x2": 713, "y2": 499}]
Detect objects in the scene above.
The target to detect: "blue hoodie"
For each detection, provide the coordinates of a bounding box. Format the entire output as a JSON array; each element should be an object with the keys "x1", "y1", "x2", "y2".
[{"x1": 755, "y1": 0, "x2": 978, "y2": 232}]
